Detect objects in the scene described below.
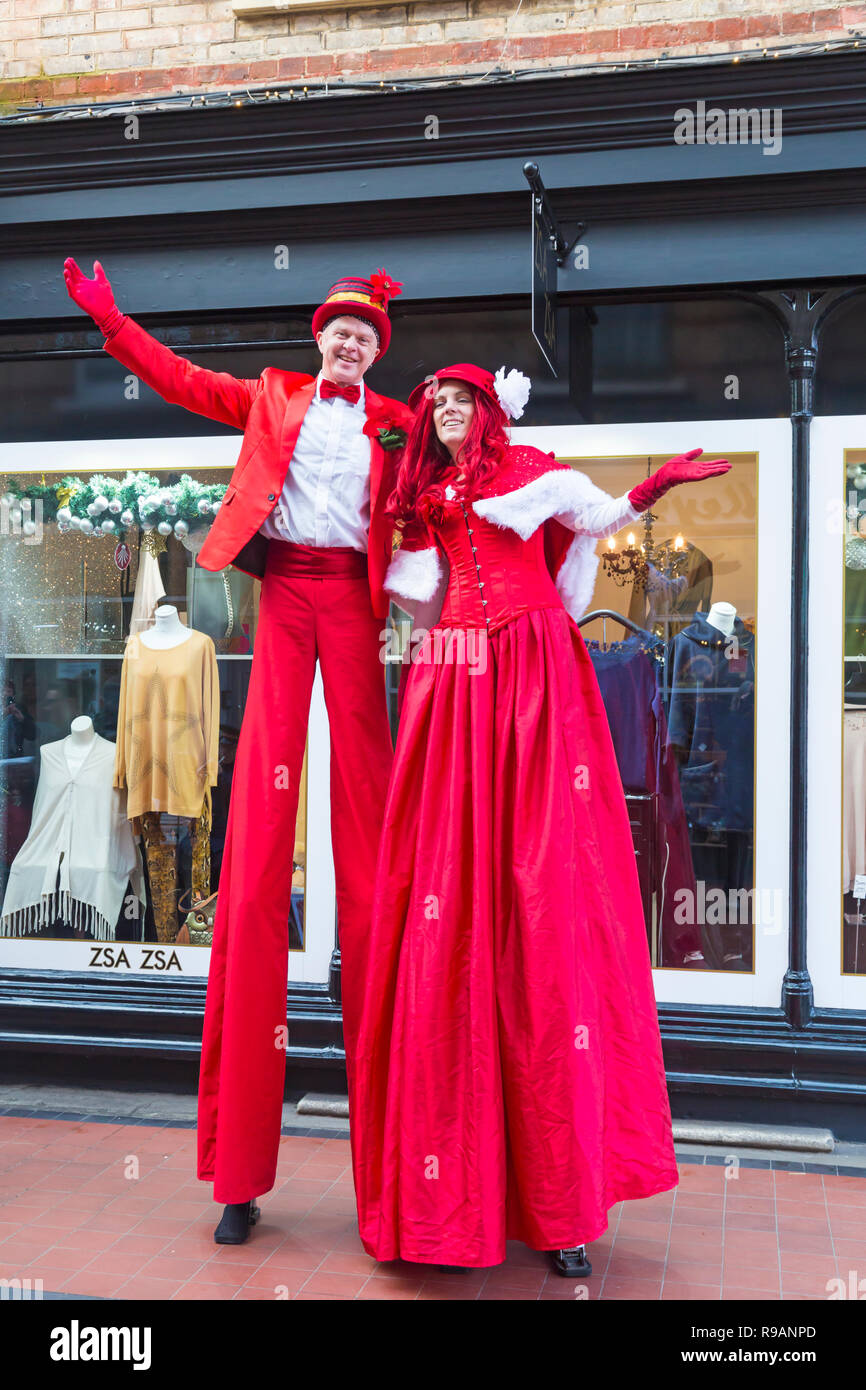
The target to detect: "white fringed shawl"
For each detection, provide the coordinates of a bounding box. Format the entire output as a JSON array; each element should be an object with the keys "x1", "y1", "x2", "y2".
[{"x1": 0, "y1": 735, "x2": 146, "y2": 941}]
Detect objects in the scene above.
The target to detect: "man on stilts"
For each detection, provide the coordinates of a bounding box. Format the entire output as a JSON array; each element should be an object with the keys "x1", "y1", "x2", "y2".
[{"x1": 63, "y1": 258, "x2": 411, "y2": 1242}]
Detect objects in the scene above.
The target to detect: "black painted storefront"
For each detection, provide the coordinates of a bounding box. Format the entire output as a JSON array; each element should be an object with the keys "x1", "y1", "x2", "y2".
[{"x1": 2, "y1": 51, "x2": 866, "y2": 1134}]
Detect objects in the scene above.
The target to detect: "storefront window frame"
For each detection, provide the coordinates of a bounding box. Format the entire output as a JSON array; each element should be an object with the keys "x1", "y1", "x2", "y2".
[
  {"x1": 0, "y1": 434, "x2": 338, "y2": 988},
  {"x1": 808, "y1": 417, "x2": 866, "y2": 1010},
  {"x1": 512, "y1": 416, "x2": 792, "y2": 1009}
]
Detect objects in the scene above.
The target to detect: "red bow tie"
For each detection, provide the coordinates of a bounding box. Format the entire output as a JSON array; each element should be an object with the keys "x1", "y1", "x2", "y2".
[{"x1": 321, "y1": 378, "x2": 361, "y2": 405}]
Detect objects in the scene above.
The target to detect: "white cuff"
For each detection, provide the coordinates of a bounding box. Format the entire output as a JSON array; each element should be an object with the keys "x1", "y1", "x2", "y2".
[{"x1": 385, "y1": 545, "x2": 443, "y2": 603}]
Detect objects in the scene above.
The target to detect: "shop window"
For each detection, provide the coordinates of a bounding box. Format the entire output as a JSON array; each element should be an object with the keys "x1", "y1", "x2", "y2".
[
  {"x1": 577, "y1": 450, "x2": 758, "y2": 972},
  {"x1": 385, "y1": 437, "x2": 758, "y2": 974},
  {"x1": 0, "y1": 464, "x2": 308, "y2": 966},
  {"x1": 842, "y1": 446, "x2": 866, "y2": 973},
  {"x1": 815, "y1": 295, "x2": 866, "y2": 416}
]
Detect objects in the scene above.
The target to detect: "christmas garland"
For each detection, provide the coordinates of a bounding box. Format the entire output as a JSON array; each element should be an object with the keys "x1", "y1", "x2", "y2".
[{"x1": 2, "y1": 470, "x2": 227, "y2": 540}]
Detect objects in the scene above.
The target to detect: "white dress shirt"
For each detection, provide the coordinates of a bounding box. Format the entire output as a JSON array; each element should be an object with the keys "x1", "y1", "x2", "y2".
[{"x1": 258, "y1": 371, "x2": 372, "y2": 551}]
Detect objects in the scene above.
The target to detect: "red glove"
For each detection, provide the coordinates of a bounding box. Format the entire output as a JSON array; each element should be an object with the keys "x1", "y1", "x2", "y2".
[
  {"x1": 63, "y1": 257, "x2": 126, "y2": 340},
  {"x1": 627, "y1": 448, "x2": 731, "y2": 512}
]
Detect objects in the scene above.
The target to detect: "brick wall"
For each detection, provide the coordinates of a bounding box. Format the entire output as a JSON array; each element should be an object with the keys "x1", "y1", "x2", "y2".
[{"x1": 1, "y1": 0, "x2": 865, "y2": 110}]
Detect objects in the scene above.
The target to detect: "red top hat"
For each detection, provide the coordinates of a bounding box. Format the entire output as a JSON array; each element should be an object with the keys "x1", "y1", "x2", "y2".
[
  {"x1": 311, "y1": 269, "x2": 403, "y2": 360},
  {"x1": 408, "y1": 364, "x2": 501, "y2": 415}
]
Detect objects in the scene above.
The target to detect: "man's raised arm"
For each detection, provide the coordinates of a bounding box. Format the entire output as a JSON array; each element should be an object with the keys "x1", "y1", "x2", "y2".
[{"x1": 63, "y1": 257, "x2": 262, "y2": 431}]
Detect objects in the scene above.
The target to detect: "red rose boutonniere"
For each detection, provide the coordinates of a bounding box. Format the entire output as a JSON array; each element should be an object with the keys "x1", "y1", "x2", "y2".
[{"x1": 363, "y1": 409, "x2": 412, "y2": 452}]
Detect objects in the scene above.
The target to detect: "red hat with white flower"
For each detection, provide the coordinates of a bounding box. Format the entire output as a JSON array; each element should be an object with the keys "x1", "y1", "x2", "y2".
[
  {"x1": 408, "y1": 364, "x2": 531, "y2": 420},
  {"x1": 312, "y1": 269, "x2": 403, "y2": 360}
]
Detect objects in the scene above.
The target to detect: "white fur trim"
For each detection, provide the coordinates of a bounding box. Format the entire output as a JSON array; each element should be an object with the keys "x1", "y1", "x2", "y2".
[
  {"x1": 471, "y1": 468, "x2": 643, "y2": 624},
  {"x1": 471, "y1": 467, "x2": 641, "y2": 541},
  {"x1": 385, "y1": 544, "x2": 443, "y2": 603},
  {"x1": 554, "y1": 533, "x2": 603, "y2": 623}
]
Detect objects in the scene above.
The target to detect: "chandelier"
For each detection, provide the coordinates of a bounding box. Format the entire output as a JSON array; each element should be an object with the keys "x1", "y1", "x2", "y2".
[{"x1": 600, "y1": 459, "x2": 691, "y2": 591}]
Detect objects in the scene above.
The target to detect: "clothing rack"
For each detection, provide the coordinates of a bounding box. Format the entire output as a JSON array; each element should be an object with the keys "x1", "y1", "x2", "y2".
[{"x1": 577, "y1": 608, "x2": 647, "y2": 651}]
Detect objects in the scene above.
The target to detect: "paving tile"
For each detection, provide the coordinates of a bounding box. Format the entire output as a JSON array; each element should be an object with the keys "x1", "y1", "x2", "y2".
[
  {"x1": 316, "y1": 1250, "x2": 379, "y2": 1276},
  {"x1": 722, "y1": 1257, "x2": 780, "y2": 1291},
  {"x1": 776, "y1": 1213, "x2": 832, "y2": 1235},
  {"x1": 105, "y1": 1233, "x2": 172, "y2": 1258},
  {"x1": 238, "y1": 1267, "x2": 311, "y2": 1296},
  {"x1": 52, "y1": 1229, "x2": 121, "y2": 1253},
  {"x1": 35, "y1": 1246, "x2": 91, "y2": 1271},
  {"x1": 776, "y1": 1231, "x2": 836, "y2": 1256},
  {"x1": 170, "y1": 1283, "x2": 237, "y2": 1301},
  {"x1": 294, "y1": 1270, "x2": 371, "y2": 1297},
  {"x1": 722, "y1": 1286, "x2": 782, "y2": 1299},
  {"x1": 82, "y1": 1252, "x2": 151, "y2": 1280},
  {"x1": 599, "y1": 1276, "x2": 662, "y2": 1299},
  {"x1": 59, "y1": 1271, "x2": 133, "y2": 1299},
  {"x1": 781, "y1": 1269, "x2": 841, "y2": 1298},
  {"x1": 661, "y1": 1280, "x2": 722, "y2": 1300},
  {"x1": 724, "y1": 1213, "x2": 778, "y2": 1233},
  {"x1": 114, "y1": 1275, "x2": 186, "y2": 1300},
  {"x1": 138, "y1": 1255, "x2": 209, "y2": 1282}
]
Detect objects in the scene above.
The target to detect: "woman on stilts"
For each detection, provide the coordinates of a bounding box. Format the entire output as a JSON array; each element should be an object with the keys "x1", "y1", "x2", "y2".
[{"x1": 348, "y1": 363, "x2": 730, "y2": 1276}]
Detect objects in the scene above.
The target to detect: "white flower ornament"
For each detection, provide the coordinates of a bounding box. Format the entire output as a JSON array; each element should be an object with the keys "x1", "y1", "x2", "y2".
[{"x1": 493, "y1": 367, "x2": 531, "y2": 421}]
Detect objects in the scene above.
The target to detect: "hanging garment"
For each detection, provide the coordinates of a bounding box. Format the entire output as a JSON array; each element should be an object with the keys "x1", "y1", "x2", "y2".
[
  {"x1": 844, "y1": 709, "x2": 866, "y2": 893},
  {"x1": 628, "y1": 539, "x2": 714, "y2": 636},
  {"x1": 587, "y1": 633, "x2": 700, "y2": 968},
  {"x1": 129, "y1": 546, "x2": 166, "y2": 635},
  {"x1": 666, "y1": 613, "x2": 755, "y2": 833},
  {"x1": 185, "y1": 564, "x2": 257, "y2": 655},
  {"x1": 138, "y1": 800, "x2": 212, "y2": 943},
  {"x1": 665, "y1": 614, "x2": 755, "y2": 971},
  {"x1": 351, "y1": 444, "x2": 678, "y2": 1269},
  {"x1": 0, "y1": 734, "x2": 146, "y2": 940},
  {"x1": 114, "y1": 628, "x2": 220, "y2": 821},
  {"x1": 845, "y1": 573, "x2": 866, "y2": 659}
]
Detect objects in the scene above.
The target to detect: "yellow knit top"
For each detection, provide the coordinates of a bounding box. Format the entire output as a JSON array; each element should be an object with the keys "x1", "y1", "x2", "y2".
[{"x1": 114, "y1": 628, "x2": 220, "y2": 820}]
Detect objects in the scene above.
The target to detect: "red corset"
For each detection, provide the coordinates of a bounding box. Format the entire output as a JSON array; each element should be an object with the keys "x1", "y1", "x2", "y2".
[{"x1": 433, "y1": 498, "x2": 564, "y2": 634}]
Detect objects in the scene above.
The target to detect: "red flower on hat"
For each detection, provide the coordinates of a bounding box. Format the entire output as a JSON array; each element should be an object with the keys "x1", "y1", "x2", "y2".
[{"x1": 369, "y1": 268, "x2": 403, "y2": 309}]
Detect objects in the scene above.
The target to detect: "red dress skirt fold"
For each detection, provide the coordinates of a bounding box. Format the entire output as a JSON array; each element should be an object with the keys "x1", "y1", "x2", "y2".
[{"x1": 350, "y1": 604, "x2": 679, "y2": 1268}]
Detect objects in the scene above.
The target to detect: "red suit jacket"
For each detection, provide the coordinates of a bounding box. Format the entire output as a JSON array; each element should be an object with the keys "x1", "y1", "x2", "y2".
[{"x1": 102, "y1": 316, "x2": 412, "y2": 618}]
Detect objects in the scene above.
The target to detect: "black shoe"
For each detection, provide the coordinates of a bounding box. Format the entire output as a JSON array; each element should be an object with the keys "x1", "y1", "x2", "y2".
[
  {"x1": 436, "y1": 1265, "x2": 470, "y2": 1273},
  {"x1": 214, "y1": 1200, "x2": 261, "y2": 1245},
  {"x1": 550, "y1": 1245, "x2": 592, "y2": 1277}
]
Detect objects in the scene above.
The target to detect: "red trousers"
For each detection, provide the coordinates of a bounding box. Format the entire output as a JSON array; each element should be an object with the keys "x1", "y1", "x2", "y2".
[{"x1": 197, "y1": 541, "x2": 394, "y2": 1204}]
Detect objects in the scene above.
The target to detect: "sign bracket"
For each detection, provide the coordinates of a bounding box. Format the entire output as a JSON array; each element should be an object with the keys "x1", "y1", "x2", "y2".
[{"x1": 522, "y1": 161, "x2": 587, "y2": 267}]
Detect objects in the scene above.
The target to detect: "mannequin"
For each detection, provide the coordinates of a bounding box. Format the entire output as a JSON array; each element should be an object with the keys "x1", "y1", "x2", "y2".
[
  {"x1": 0, "y1": 719, "x2": 146, "y2": 940},
  {"x1": 140, "y1": 604, "x2": 193, "y2": 650},
  {"x1": 64, "y1": 715, "x2": 97, "y2": 777},
  {"x1": 114, "y1": 610, "x2": 219, "y2": 942},
  {"x1": 705, "y1": 601, "x2": 736, "y2": 637}
]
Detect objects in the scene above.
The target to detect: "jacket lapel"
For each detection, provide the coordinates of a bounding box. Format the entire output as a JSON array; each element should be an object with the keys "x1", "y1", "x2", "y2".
[
  {"x1": 363, "y1": 384, "x2": 387, "y2": 523},
  {"x1": 277, "y1": 379, "x2": 318, "y2": 482}
]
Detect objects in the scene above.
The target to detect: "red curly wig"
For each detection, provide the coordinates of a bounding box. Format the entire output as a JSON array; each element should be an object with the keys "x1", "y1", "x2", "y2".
[{"x1": 385, "y1": 380, "x2": 510, "y2": 531}]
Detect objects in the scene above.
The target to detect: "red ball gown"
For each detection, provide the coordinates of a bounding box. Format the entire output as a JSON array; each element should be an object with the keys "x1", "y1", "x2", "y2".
[{"x1": 349, "y1": 443, "x2": 679, "y2": 1267}]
